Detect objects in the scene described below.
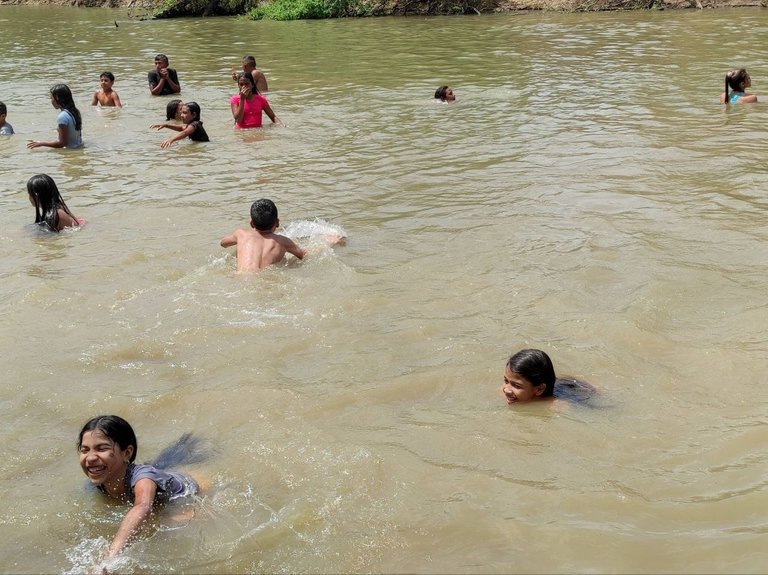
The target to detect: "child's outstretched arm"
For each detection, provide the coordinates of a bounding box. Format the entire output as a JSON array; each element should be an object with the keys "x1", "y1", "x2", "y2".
[
  {"x1": 112, "y1": 92, "x2": 123, "y2": 108},
  {"x1": 150, "y1": 122, "x2": 183, "y2": 132},
  {"x1": 107, "y1": 478, "x2": 157, "y2": 558},
  {"x1": 220, "y1": 231, "x2": 239, "y2": 248},
  {"x1": 284, "y1": 237, "x2": 305, "y2": 260},
  {"x1": 26, "y1": 123, "x2": 69, "y2": 149},
  {"x1": 159, "y1": 125, "x2": 194, "y2": 148}
]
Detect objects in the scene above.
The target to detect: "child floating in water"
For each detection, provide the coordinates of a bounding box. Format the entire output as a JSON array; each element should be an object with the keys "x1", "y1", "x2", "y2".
[
  {"x1": 150, "y1": 101, "x2": 209, "y2": 147},
  {"x1": 220, "y1": 198, "x2": 306, "y2": 273},
  {"x1": 77, "y1": 415, "x2": 209, "y2": 560},
  {"x1": 434, "y1": 85, "x2": 455, "y2": 102},
  {"x1": 500, "y1": 349, "x2": 596, "y2": 406},
  {"x1": 721, "y1": 68, "x2": 757, "y2": 104},
  {"x1": 27, "y1": 174, "x2": 81, "y2": 232},
  {"x1": 91, "y1": 72, "x2": 122, "y2": 108}
]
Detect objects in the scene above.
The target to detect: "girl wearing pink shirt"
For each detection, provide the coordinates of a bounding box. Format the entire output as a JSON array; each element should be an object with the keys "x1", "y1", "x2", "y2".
[{"x1": 230, "y1": 73, "x2": 283, "y2": 129}]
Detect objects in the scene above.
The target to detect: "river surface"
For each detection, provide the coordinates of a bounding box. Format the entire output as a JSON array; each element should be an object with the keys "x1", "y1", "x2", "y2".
[{"x1": 0, "y1": 5, "x2": 767, "y2": 573}]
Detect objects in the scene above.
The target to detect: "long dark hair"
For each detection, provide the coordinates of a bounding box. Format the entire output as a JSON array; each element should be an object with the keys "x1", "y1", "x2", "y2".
[
  {"x1": 77, "y1": 415, "x2": 138, "y2": 462},
  {"x1": 50, "y1": 84, "x2": 82, "y2": 131},
  {"x1": 184, "y1": 101, "x2": 201, "y2": 124},
  {"x1": 238, "y1": 71, "x2": 260, "y2": 96},
  {"x1": 506, "y1": 349, "x2": 557, "y2": 397},
  {"x1": 434, "y1": 85, "x2": 450, "y2": 101},
  {"x1": 27, "y1": 174, "x2": 76, "y2": 232},
  {"x1": 724, "y1": 69, "x2": 749, "y2": 105}
]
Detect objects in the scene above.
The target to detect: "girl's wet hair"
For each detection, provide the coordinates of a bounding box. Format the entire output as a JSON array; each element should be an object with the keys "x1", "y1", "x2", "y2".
[
  {"x1": 77, "y1": 415, "x2": 138, "y2": 462},
  {"x1": 238, "y1": 71, "x2": 259, "y2": 95},
  {"x1": 506, "y1": 348, "x2": 557, "y2": 397},
  {"x1": 184, "y1": 101, "x2": 201, "y2": 122},
  {"x1": 434, "y1": 85, "x2": 450, "y2": 101},
  {"x1": 724, "y1": 68, "x2": 750, "y2": 104},
  {"x1": 50, "y1": 84, "x2": 82, "y2": 131},
  {"x1": 166, "y1": 99, "x2": 182, "y2": 121},
  {"x1": 27, "y1": 174, "x2": 76, "y2": 232}
]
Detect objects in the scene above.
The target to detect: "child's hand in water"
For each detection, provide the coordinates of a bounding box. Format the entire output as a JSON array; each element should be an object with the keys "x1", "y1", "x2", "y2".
[
  {"x1": 160, "y1": 137, "x2": 175, "y2": 148},
  {"x1": 150, "y1": 123, "x2": 167, "y2": 130}
]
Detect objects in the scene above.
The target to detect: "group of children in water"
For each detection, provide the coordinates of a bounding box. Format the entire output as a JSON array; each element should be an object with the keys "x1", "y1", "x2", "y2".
[{"x1": 4, "y1": 60, "x2": 757, "y2": 566}]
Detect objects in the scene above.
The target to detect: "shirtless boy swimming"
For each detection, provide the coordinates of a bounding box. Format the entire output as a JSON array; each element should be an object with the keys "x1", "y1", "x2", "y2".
[{"x1": 220, "y1": 199, "x2": 306, "y2": 273}]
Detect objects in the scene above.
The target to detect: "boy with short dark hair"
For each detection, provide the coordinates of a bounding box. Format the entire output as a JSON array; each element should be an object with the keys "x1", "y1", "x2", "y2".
[
  {"x1": 0, "y1": 101, "x2": 14, "y2": 135},
  {"x1": 91, "y1": 72, "x2": 122, "y2": 107},
  {"x1": 148, "y1": 54, "x2": 181, "y2": 96},
  {"x1": 220, "y1": 199, "x2": 306, "y2": 273}
]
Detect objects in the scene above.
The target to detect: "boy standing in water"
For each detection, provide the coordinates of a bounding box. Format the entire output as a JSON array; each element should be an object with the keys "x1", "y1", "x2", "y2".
[
  {"x1": 148, "y1": 54, "x2": 181, "y2": 96},
  {"x1": 231, "y1": 55, "x2": 268, "y2": 93},
  {"x1": 220, "y1": 199, "x2": 305, "y2": 272},
  {"x1": 91, "y1": 72, "x2": 122, "y2": 107}
]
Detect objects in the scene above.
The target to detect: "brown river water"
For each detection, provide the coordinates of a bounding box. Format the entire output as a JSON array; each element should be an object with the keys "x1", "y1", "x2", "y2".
[{"x1": 0, "y1": 6, "x2": 767, "y2": 573}]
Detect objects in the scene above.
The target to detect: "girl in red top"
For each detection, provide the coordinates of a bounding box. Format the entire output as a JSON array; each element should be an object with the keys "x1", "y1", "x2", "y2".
[{"x1": 231, "y1": 72, "x2": 283, "y2": 129}]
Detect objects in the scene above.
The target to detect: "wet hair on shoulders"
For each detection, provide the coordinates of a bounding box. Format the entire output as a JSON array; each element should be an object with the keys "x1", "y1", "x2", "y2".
[
  {"x1": 507, "y1": 348, "x2": 557, "y2": 396},
  {"x1": 50, "y1": 83, "x2": 82, "y2": 131},
  {"x1": 27, "y1": 173, "x2": 76, "y2": 232},
  {"x1": 77, "y1": 415, "x2": 138, "y2": 462},
  {"x1": 184, "y1": 101, "x2": 201, "y2": 122},
  {"x1": 238, "y1": 71, "x2": 259, "y2": 94},
  {"x1": 724, "y1": 68, "x2": 750, "y2": 103}
]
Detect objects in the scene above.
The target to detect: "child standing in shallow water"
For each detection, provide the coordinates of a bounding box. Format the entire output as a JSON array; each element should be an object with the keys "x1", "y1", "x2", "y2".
[
  {"x1": 231, "y1": 72, "x2": 283, "y2": 129},
  {"x1": 721, "y1": 68, "x2": 757, "y2": 104},
  {"x1": 150, "y1": 101, "x2": 209, "y2": 147},
  {"x1": 27, "y1": 174, "x2": 81, "y2": 232},
  {"x1": 27, "y1": 84, "x2": 82, "y2": 149},
  {"x1": 91, "y1": 72, "x2": 122, "y2": 108},
  {"x1": 77, "y1": 415, "x2": 209, "y2": 560},
  {"x1": 500, "y1": 349, "x2": 596, "y2": 406}
]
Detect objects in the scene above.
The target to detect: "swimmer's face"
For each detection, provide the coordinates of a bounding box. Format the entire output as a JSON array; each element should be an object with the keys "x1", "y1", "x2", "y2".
[
  {"x1": 743, "y1": 74, "x2": 752, "y2": 89},
  {"x1": 79, "y1": 430, "x2": 133, "y2": 487},
  {"x1": 238, "y1": 77, "x2": 252, "y2": 91},
  {"x1": 501, "y1": 366, "x2": 546, "y2": 405},
  {"x1": 242, "y1": 59, "x2": 255, "y2": 72},
  {"x1": 154, "y1": 58, "x2": 168, "y2": 71},
  {"x1": 444, "y1": 88, "x2": 455, "y2": 102},
  {"x1": 180, "y1": 105, "x2": 193, "y2": 124},
  {"x1": 99, "y1": 76, "x2": 113, "y2": 90},
  {"x1": 50, "y1": 94, "x2": 59, "y2": 109}
]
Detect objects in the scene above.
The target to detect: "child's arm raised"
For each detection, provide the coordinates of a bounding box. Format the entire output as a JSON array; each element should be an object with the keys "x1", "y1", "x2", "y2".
[{"x1": 107, "y1": 478, "x2": 157, "y2": 558}]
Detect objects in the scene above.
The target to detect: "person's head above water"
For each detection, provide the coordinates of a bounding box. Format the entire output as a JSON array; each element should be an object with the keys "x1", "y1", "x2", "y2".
[
  {"x1": 238, "y1": 71, "x2": 259, "y2": 95},
  {"x1": 77, "y1": 415, "x2": 139, "y2": 466},
  {"x1": 166, "y1": 99, "x2": 183, "y2": 121},
  {"x1": 250, "y1": 198, "x2": 279, "y2": 232},
  {"x1": 434, "y1": 85, "x2": 455, "y2": 102},
  {"x1": 501, "y1": 349, "x2": 557, "y2": 404}
]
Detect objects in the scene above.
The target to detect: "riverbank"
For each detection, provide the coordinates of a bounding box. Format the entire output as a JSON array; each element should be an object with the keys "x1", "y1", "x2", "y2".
[{"x1": 1, "y1": 0, "x2": 765, "y2": 14}]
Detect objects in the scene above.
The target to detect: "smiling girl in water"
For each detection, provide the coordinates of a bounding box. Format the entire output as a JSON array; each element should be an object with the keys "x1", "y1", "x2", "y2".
[
  {"x1": 150, "y1": 101, "x2": 209, "y2": 147},
  {"x1": 501, "y1": 349, "x2": 596, "y2": 406},
  {"x1": 77, "y1": 415, "x2": 209, "y2": 559}
]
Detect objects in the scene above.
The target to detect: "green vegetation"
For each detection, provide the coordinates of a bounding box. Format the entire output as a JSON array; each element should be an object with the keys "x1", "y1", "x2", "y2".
[{"x1": 246, "y1": 0, "x2": 381, "y2": 19}]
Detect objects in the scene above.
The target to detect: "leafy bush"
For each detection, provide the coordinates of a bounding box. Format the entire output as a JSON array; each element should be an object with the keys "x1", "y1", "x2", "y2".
[{"x1": 246, "y1": 0, "x2": 382, "y2": 19}]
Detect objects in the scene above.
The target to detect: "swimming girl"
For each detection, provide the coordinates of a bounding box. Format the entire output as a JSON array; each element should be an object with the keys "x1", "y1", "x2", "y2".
[
  {"x1": 434, "y1": 85, "x2": 456, "y2": 102},
  {"x1": 150, "y1": 101, "x2": 209, "y2": 148},
  {"x1": 77, "y1": 415, "x2": 209, "y2": 559},
  {"x1": 721, "y1": 68, "x2": 757, "y2": 104},
  {"x1": 27, "y1": 174, "x2": 81, "y2": 232},
  {"x1": 231, "y1": 72, "x2": 283, "y2": 129},
  {"x1": 165, "y1": 98, "x2": 183, "y2": 121},
  {"x1": 500, "y1": 349, "x2": 596, "y2": 406},
  {"x1": 27, "y1": 84, "x2": 83, "y2": 149}
]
